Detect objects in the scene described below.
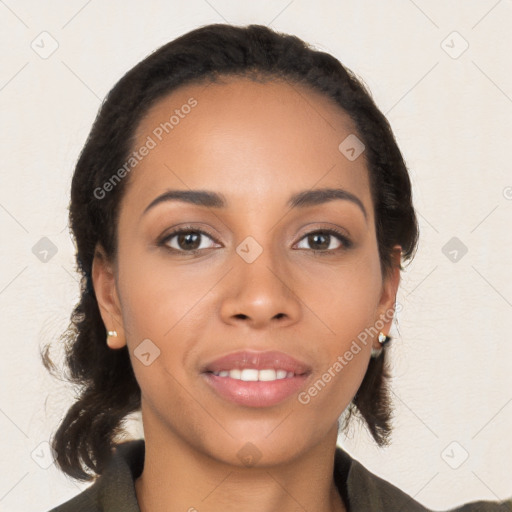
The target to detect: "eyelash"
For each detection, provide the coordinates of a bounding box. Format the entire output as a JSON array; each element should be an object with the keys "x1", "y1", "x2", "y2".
[{"x1": 158, "y1": 225, "x2": 353, "y2": 255}]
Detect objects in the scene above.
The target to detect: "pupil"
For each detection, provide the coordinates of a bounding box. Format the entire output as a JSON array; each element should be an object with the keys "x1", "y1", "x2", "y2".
[{"x1": 179, "y1": 232, "x2": 200, "y2": 250}]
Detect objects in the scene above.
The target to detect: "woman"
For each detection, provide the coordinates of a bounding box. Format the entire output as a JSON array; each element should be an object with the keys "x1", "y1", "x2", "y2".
[{"x1": 43, "y1": 23, "x2": 511, "y2": 511}]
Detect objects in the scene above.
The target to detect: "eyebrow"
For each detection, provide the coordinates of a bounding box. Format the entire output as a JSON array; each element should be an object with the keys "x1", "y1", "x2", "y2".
[{"x1": 142, "y1": 187, "x2": 367, "y2": 220}]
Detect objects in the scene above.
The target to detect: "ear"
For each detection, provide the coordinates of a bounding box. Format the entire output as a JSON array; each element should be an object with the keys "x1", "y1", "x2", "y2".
[
  {"x1": 91, "y1": 243, "x2": 126, "y2": 349},
  {"x1": 373, "y1": 245, "x2": 402, "y2": 349}
]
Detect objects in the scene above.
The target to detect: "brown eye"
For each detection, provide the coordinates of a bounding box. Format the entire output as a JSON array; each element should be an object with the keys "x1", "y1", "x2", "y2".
[
  {"x1": 161, "y1": 229, "x2": 218, "y2": 252},
  {"x1": 295, "y1": 229, "x2": 352, "y2": 252}
]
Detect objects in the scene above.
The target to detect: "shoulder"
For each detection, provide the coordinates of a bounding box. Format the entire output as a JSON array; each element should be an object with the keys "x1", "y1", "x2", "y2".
[
  {"x1": 46, "y1": 439, "x2": 145, "y2": 512},
  {"x1": 334, "y1": 446, "x2": 512, "y2": 512},
  {"x1": 334, "y1": 446, "x2": 432, "y2": 511}
]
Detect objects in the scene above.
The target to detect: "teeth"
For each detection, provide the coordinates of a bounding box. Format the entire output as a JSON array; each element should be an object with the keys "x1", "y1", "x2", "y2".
[
  {"x1": 241, "y1": 369, "x2": 259, "y2": 381},
  {"x1": 212, "y1": 368, "x2": 296, "y2": 381},
  {"x1": 258, "y1": 369, "x2": 276, "y2": 381},
  {"x1": 229, "y1": 369, "x2": 241, "y2": 379}
]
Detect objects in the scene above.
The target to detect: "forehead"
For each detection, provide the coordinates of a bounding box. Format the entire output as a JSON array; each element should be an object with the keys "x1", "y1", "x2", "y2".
[{"x1": 123, "y1": 77, "x2": 372, "y2": 218}]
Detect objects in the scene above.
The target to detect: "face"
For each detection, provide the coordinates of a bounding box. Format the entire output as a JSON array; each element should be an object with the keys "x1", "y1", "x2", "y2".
[{"x1": 93, "y1": 77, "x2": 400, "y2": 466}]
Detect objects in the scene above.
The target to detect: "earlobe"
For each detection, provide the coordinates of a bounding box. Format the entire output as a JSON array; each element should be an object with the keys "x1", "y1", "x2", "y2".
[{"x1": 91, "y1": 244, "x2": 127, "y2": 349}]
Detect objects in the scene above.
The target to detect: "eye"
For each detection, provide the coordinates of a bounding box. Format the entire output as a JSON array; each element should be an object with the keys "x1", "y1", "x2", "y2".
[
  {"x1": 295, "y1": 229, "x2": 352, "y2": 252},
  {"x1": 159, "y1": 227, "x2": 220, "y2": 253}
]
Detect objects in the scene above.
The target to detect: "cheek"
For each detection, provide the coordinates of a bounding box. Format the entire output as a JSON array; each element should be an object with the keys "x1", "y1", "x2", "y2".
[
  {"x1": 298, "y1": 350, "x2": 370, "y2": 420},
  {"x1": 117, "y1": 253, "x2": 218, "y2": 396},
  {"x1": 118, "y1": 249, "x2": 213, "y2": 338},
  {"x1": 295, "y1": 262, "x2": 381, "y2": 414},
  {"x1": 294, "y1": 250, "x2": 383, "y2": 337}
]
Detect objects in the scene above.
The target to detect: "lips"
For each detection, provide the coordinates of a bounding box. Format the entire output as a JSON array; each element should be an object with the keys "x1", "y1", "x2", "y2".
[
  {"x1": 201, "y1": 350, "x2": 312, "y2": 376},
  {"x1": 200, "y1": 350, "x2": 312, "y2": 407}
]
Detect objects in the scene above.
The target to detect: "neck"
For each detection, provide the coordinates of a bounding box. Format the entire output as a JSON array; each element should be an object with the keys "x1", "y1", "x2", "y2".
[{"x1": 134, "y1": 407, "x2": 347, "y2": 512}]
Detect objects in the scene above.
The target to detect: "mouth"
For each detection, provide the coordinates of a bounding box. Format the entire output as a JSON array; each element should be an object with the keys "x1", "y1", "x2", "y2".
[{"x1": 201, "y1": 350, "x2": 312, "y2": 407}]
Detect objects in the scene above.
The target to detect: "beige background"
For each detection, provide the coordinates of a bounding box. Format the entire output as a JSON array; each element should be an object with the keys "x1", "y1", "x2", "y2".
[{"x1": 0, "y1": 1, "x2": 511, "y2": 510}]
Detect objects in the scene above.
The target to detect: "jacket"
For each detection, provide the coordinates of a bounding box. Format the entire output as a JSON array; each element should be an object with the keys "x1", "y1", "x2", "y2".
[{"x1": 47, "y1": 439, "x2": 512, "y2": 511}]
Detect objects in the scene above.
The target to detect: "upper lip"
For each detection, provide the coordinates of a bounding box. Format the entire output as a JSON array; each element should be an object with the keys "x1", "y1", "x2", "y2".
[{"x1": 202, "y1": 350, "x2": 312, "y2": 375}]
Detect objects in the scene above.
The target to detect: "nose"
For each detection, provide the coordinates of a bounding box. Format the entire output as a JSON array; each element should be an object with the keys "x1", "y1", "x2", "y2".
[{"x1": 219, "y1": 244, "x2": 302, "y2": 330}]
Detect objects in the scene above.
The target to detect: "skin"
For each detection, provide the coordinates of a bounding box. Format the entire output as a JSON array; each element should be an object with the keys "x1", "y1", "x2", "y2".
[{"x1": 92, "y1": 77, "x2": 401, "y2": 512}]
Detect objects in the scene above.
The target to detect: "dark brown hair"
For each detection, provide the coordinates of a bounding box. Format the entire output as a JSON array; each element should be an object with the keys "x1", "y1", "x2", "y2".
[{"x1": 42, "y1": 23, "x2": 419, "y2": 481}]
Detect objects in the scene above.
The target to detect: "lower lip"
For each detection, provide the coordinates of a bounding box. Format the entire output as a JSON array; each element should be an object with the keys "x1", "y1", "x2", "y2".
[{"x1": 202, "y1": 372, "x2": 309, "y2": 407}]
